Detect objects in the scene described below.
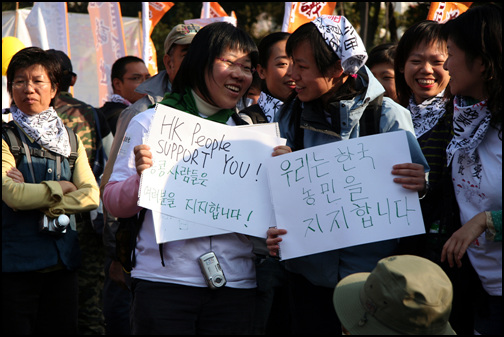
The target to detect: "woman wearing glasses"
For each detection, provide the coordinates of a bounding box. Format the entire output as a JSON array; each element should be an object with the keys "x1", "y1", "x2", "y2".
[
  {"x1": 2, "y1": 47, "x2": 99, "y2": 334},
  {"x1": 103, "y1": 22, "x2": 291, "y2": 334}
]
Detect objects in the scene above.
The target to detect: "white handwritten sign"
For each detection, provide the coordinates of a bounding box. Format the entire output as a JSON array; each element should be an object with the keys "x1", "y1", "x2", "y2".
[
  {"x1": 266, "y1": 131, "x2": 426, "y2": 260},
  {"x1": 151, "y1": 210, "x2": 230, "y2": 243},
  {"x1": 138, "y1": 104, "x2": 286, "y2": 242}
]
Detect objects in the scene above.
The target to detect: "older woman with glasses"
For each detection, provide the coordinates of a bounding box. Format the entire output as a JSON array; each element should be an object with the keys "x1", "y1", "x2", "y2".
[{"x1": 2, "y1": 47, "x2": 99, "y2": 335}]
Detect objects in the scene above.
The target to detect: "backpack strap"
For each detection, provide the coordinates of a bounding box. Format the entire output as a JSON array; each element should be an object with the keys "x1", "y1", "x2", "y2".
[
  {"x1": 359, "y1": 94, "x2": 383, "y2": 137},
  {"x1": 65, "y1": 126, "x2": 78, "y2": 172},
  {"x1": 2, "y1": 121, "x2": 22, "y2": 165},
  {"x1": 130, "y1": 208, "x2": 147, "y2": 269}
]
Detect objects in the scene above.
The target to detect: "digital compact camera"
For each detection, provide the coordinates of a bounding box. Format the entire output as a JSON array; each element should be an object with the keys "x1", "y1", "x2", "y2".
[
  {"x1": 39, "y1": 214, "x2": 70, "y2": 235},
  {"x1": 198, "y1": 251, "x2": 227, "y2": 289}
]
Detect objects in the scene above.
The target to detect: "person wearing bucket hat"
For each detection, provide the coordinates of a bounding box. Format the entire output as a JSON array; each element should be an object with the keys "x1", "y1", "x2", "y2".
[
  {"x1": 267, "y1": 15, "x2": 429, "y2": 334},
  {"x1": 333, "y1": 255, "x2": 456, "y2": 335}
]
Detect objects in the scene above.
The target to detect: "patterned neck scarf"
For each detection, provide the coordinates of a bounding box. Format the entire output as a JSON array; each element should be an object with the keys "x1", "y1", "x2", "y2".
[
  {"x1": 409, "y1": 91, "x2": 447, "y2": 139},
  {"x1": 11, "y1": 105, "x2": 71, "y2": 157},
  {"x1": 257, "y1": 91, "x2": 284, "y2": 123},
  {"x1": 110, "y1": 94, "x2": 131, "y2": 106},
  {"x1": 446, "y1": 96, "x2": 491, "y2": 167},
  {"x1": 155, "y1": 87, "x2": 235, "y2": 124}
]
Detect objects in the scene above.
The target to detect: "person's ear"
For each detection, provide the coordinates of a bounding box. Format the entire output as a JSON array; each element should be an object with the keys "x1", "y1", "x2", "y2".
[
  {"x1": 163, "y1": 53, "x2": 171, "y2": 71},
  {"x1": 70, "y1": 74, "x2": 77, "y2": 87},
  {"x1": 257, "y1": 64, "x2": 266, "y2": 80},
  {"x1": 112, "y1": 77, "x2": 123, "y2": 94},
  {"x1": 330, "y1": 60, "x2": 345, "y2": 79},
  {"x1": 50, "y1": 85, "x2": 57, "y2": 100}
]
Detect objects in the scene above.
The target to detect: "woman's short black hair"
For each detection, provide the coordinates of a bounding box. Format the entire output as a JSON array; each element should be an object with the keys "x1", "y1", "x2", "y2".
[
  {"x1": 172, "y1": 22, "x2": 258, "y2": 106},
  {"x1": 367, "y1": 43, "x2": 396, "y2": 69},
  {"x1": 285, "y1": 21, "x2": 340, "y2": 77},
  {"x1": 394, "y1": 20, "x2": 446, "y2": 107},
  {"x1": 6, "y1": 46, "x2": 62, "y2": 99},
  {"x1": 258, "y1": 32, "x2": 291, "y2": 68}
]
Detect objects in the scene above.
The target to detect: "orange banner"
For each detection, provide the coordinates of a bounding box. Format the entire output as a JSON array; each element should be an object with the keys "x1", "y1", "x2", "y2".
[
  {"x1": 282, "y1": 2, "x2": 337, "y2": 33},
  {"x1": 142, "y1": 2, "x2": 174, "y2": 76},
  {"x1": 427, "y1": 2, "x2": 472, "y2": 23},
  {"x1": 149, "y1": 2, "x2": 174, "y2": 34},
  {"x1": 88, "y1": 2, "x2": 127, "y2": 106},
  {"x1": 201, "y1": 2, "x2": 228, "y2": 18}
]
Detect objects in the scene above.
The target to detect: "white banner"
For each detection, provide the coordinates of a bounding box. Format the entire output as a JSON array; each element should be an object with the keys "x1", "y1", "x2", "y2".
[
  {"x1": 266, "y1": 131, "x2": 425, "y2": 260},
  {"x1": 25, "y1": 2, "x2": 69, "y2": 54},
  {"x1": 88, "y1": 2, "x2": 127, "y2": 106},
  {"x1": 138, "y1": 104, "x2": 286, "y2": 241}
]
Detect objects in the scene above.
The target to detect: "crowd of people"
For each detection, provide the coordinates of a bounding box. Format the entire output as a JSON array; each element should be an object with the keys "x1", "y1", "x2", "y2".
[{"x1": 2, "y1": 3, "x2": 501, "y2": 335}]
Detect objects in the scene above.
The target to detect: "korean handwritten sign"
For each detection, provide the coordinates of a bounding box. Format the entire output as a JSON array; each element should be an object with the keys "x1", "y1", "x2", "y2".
[
  {"x1": 138, "y1": 104, "x2": 286, "y2": 242},
  {"x1": 266, "y1": 131, "x2": 426, "y2": 260}
]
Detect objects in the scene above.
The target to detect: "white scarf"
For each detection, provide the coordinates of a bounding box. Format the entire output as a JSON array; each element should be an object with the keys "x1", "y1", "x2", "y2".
[
  {"x1": 110, "y1": 94, "x2": 132, "y2": 106},
  {"x1": 11, "y1": 106, "x2": 71, "y2": 157},
  {"x1": 446, "y1": 97, "x2": 491, "y2": 169},
  {"x1": 257, "y1": 91, "x2": 284, "y2": 123},
  {"x1": 311, "y1": 15, "x2": 368, "y2": 75},
  {"x1": 409, "y1": 91, "x2": 447, "y2": 139}
]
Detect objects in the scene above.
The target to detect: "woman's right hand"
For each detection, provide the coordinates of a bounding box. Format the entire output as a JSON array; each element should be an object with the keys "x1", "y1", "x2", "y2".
[
  {"x1": 134, "y1": 144, "x2": 153, "y2": 176},
  {"x1": 6, "y1": 167, "x2": 24, "y2": 183},
  {"x1": 58, "y1": 181, "x2": 77, "y2": 194},
  {"x1": 266, "y1": 227, "x2": 287, "y2": 257}
]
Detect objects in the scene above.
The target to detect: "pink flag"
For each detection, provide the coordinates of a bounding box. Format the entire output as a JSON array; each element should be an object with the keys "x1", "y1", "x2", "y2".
[{"x1": 88, "y1": 2, "x2": 127, "y2": 106}]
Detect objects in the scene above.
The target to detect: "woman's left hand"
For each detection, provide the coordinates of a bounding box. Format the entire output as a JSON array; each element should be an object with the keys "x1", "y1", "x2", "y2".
[
  {"x1": 391, "y1": 163, "x2": 426, "y2": 192},
  {"x1": 6, "y1": 167, "x2": 24, "y2": 183},
  {"x1": 441, "y1": 212, "x2": 487, "y2": 268}
]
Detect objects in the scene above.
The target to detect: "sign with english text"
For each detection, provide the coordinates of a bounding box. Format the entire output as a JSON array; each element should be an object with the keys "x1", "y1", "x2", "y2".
[{"x1": 138, "y1": 104, "x2": 286, "y2": 243}]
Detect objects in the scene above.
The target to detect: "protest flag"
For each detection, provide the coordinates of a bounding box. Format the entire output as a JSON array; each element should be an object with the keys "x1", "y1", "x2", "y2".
[
  {"x1": 187, "y1": 2, "x2": 236, "y2": 27},
  {"x1": 142, "y1": 2, "x2": 174, "y2": 75},
  {"x1": 25, "y1": 2, "x2": 70, "y2": 55},
  {"x1": 427, "y1": 2, "x2": 473, "y2": 23},
  {"x1": 88, "y1": 2, "x2": 127, "y2": 106},
  {"x1": 282, "y1": 2, "x2": 337, "y2": 33},
  {"x1": 201, "y1": 2, "x2": 229, "y2": 18}
]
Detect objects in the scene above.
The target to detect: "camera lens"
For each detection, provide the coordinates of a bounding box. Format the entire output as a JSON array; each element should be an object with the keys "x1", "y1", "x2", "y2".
[{"x1": 54, "y1": 214, "x2": 70, "y2": 230}]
